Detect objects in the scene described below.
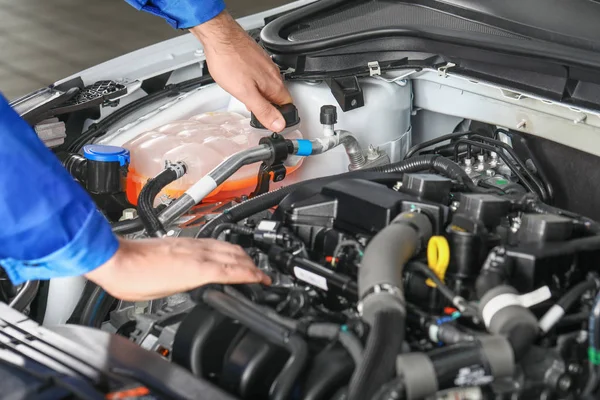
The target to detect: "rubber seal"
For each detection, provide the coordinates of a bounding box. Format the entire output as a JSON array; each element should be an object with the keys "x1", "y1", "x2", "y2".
[{"x1": 296, "y1": 139, "x2": 313, "y2": 156}]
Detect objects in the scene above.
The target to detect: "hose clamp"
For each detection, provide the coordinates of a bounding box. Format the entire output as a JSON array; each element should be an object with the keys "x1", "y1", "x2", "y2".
[
  {"x1": 165, "y1": 160, "x2": 187, "y2": 179},
  {"x1": 357, "y1": 283, "x2": 404, "y2": 315}
]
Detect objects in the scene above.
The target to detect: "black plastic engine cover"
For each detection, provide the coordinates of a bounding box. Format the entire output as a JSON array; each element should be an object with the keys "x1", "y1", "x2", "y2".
[{"x1": 282, "y1": 178, "x2": 448, "y2": 239}]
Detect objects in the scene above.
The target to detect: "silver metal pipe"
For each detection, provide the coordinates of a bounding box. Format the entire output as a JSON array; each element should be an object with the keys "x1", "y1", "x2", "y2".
[
  {"x1": 9, "y1": 280, "x2": 40, "y2": 312},
  {"x1": 308, "y1": 130, "x2": 367, "y2": 170},
  {"x1": 159, "y1": 145, "x2": 273, "y2": 226},
  {"x1": 338, "y1": 131, "x2": 367, "y2": 170},
  {"x1": 209, "y1": 145, "x2": 272, "y2": 184}
]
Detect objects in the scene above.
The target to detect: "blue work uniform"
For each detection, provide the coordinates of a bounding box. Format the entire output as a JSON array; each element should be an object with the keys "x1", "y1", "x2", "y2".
[{"x1": 0, "y1": 1, "x2": 225, "y2": 285}]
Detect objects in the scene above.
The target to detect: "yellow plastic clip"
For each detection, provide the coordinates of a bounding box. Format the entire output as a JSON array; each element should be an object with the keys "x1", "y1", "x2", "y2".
[{"x1": 426, "y1": 236, "x2": 450, "y2": 288}]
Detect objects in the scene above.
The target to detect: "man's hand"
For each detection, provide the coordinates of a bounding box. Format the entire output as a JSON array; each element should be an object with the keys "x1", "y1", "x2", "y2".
[
  {"x1": 190, "y1": 11, "x2": 292, "y2": 132},
  {"x1": 85, "y1": 238, "x2": 271, "y2": 301}
]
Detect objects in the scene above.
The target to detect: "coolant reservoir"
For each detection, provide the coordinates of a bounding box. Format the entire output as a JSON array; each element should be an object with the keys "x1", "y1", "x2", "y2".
[{"x1": 123, "y1": 106, "x2": 303, "y2": 205}]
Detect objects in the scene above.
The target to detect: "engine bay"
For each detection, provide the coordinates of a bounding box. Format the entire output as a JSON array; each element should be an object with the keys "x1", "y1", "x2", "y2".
[{"x1": 5, "y1": 2, "x2": 600, "y2": 399}]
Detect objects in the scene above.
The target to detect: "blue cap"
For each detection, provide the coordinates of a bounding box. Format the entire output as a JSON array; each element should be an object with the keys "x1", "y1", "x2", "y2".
[{"x1": 83, "y1": 145, "x2": 130, "y2": 166}]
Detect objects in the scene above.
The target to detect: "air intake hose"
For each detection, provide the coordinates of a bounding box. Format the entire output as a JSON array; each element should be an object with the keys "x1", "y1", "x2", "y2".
[
  {"x1": 478, "y1": 285, "x2": 539, "y2": 360},
  {"x1": 348, "y1": 212, "x2": 433, "y2": 400},
  {"x1": 392, "y1": 336, "x2": 515, "y2": 400}
]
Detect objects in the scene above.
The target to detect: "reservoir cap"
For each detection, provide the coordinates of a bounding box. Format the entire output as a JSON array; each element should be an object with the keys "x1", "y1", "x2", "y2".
[
  {"x1": 83, "y1": 145, "x2": 130, "y2": 166},
  {"x1": 251, "y1": 103, "x2": 300, "y2": 129}
]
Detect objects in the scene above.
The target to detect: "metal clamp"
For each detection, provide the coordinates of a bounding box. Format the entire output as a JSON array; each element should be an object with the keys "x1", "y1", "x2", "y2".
[
  {"x1": 437, "y1": 62, "x2": 456, "y2": 78},
  {"x1": 250, "y1": 133, "x2": 291, "y2": 197},
  {"x1": 368, "y1": 61, "x2": 381, "y2": 77}
]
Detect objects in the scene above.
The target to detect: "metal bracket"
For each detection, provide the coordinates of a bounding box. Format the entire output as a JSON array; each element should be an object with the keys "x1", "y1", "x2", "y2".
[
  {"x1": 250, "y1": 133, "x2": 289, "y2": 197},
  {"x1": 437, "y1": 62, "x2": 456, "y2": 78},
  {"x1": 326, "y1": 76, "x2": 365, "y2": 112},
  {"x1": 368, "y1": 61, "x2": 381, "y2": 77}
]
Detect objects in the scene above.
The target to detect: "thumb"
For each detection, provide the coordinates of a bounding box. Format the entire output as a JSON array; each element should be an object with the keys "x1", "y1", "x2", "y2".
[{"x1": 246, "y1": 89, "x2": 287, "y2": 132}]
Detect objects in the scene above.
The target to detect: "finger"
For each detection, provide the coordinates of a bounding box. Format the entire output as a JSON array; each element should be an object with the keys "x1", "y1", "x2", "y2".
[
  {"x1": 197, "y1": 239, "x2": 248, "y2": 256},
  {"x1": 245, "y1": 88, "x2": 286, "y2": 132},
  {"x1": 202, "y1": 262, "x2": 270, "y2": 285},
  {"x1": 261, "y1": 75, "x2": 293, "y2": 106}
]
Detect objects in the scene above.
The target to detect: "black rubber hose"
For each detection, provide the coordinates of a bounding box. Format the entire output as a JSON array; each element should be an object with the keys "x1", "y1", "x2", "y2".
[
  {"x1": 80, "y1": 286, "x2": 116, "y2": 328},
  {"x1": 348, "y1": 310, "x2": 404, "y2": 400},
  {"x1": 111, "y1": 204, "x2": 167, "y2": 236},
  {"x1": 511, "y1": 132, "x2": 555, "y2": 203},
  {"x1": 558, "y1": 280, "x2": 597, "y2": 311},
  {"x1": 8, "y1": 280, "x2": 40, "y2": 312},
  {"x1": 539, "y1": 280, "x2": 598, "y2": 333},
  {"x1": 268, "y1": 246, "x2": 358, "y2": 300},
  {"x1": 198, "y1": 155, "x2": 483, "y2": 238},
  {"x1": 403, "y1": 131, "x2": 476, "y2": 160},
  {"x1": 210, "y1": 223, "x2": 254, "y2": 239},
  {"x1": 112, "y1": 217, "x2": 144, "y2": 235},
  {"x1": 202, "y1": 289, "x2": 308, "y2": 400},
  {"x1": 348, "y1": 213, "x2": 432, "y2": 400},
  {"x1": 371, "y1": 376, "x2": 407, "y2": 400},
  {"x1": 138, "y1": 164, "x2": 186, "y2": 237},
  {"x1": 406, "y1": 261, "x2": 458, "y2": 306}
]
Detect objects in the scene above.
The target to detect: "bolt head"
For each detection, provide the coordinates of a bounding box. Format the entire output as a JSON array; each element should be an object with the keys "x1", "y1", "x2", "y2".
[
  {"x1": 568, "y1": 363, "x2": 582, "y2": 374},
  {"x1": 557, "y1": 375, "x2": 572, "y2": 391},
  {"x1": 122, "y1": 208, "x2": 138, "y2": 220}
]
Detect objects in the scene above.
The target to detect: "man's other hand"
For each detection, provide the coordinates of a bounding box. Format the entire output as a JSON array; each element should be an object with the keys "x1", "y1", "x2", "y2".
[
  {"x1": 85, "y1": 238, "x2": 271, "y2": 301},
  {"x1": 190, "y1": 11, "x2": 292, "y2": 132}
]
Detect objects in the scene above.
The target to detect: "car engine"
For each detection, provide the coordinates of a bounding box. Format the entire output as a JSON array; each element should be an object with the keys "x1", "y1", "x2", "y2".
[
  {"x1": 29, "y1": 86, "x2": 600, "y2": 399},
  {"x1": 5, "y1": 1, "x2": 600, "y2": 399}
]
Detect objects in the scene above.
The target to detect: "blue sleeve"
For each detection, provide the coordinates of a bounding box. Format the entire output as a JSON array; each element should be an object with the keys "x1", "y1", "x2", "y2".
[
  {"x1": 124, "y1": 0, "x2": 226, "y2": 29},
  {"x1": 0, "y1": 94, "x2": 119, "y2": 285}
]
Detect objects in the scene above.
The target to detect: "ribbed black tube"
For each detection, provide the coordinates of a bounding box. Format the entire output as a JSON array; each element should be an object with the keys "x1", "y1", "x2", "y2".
[
  {"x1": 138, "y1": 166, "x2": 185, "y2": 237},
  {"x1": 210, "y1": 223, "x2": 254, "y2": 239},
  {"x1": 348, "y1": 310, "x2": 404, "y2": 400},
  {"x1": 202, "y1": 289, "x2": 308, "y2": 400}
]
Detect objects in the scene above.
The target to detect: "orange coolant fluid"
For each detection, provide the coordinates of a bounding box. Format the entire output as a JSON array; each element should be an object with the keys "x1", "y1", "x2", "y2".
[{"x1": 123, "y1": 112, "x2": 303, "y2": 206}]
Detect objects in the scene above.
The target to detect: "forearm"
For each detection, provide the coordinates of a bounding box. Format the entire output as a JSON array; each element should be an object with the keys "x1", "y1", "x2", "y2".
[
  {"x1": 0, "y1": 94, "x2": 119, "y2": 285},
  {"x1": 189, "y1": 10, "x2": 242, "y2": 49}
]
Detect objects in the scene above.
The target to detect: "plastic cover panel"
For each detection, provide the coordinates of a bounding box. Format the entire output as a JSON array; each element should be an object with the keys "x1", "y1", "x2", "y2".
[{"x1": 288, "y1": 2, "x2": 524, "y2": 42}]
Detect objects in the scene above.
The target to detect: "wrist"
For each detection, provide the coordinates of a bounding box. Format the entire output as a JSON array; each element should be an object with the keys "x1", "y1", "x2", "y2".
[
  {"x1": 85, "y1": 239, "x2": 129, "y2": 298},
  {"x1": 190, "y1": 10, "x2": 242, "y2": 49}
]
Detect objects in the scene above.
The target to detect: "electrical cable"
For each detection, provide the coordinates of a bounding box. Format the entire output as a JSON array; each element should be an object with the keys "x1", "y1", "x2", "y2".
[
  {"x1": 585, "y1": 291, "x2": 600, "y2": 396},
  {"x1": 539, "y1": 280, "x2": 598, "y2": 333},
  {"x1": 508, "y1": 130, "x2": 555, "y2": 203},
  {"x1": 403, "y1": 131, "x2": 477, "y2": 160},
  {"x1": 406, "y1": 261, "x2": 467, "y2": 312},
  {"x1": 210, "y1": 223, "x2": 254, "y2": 239}
]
